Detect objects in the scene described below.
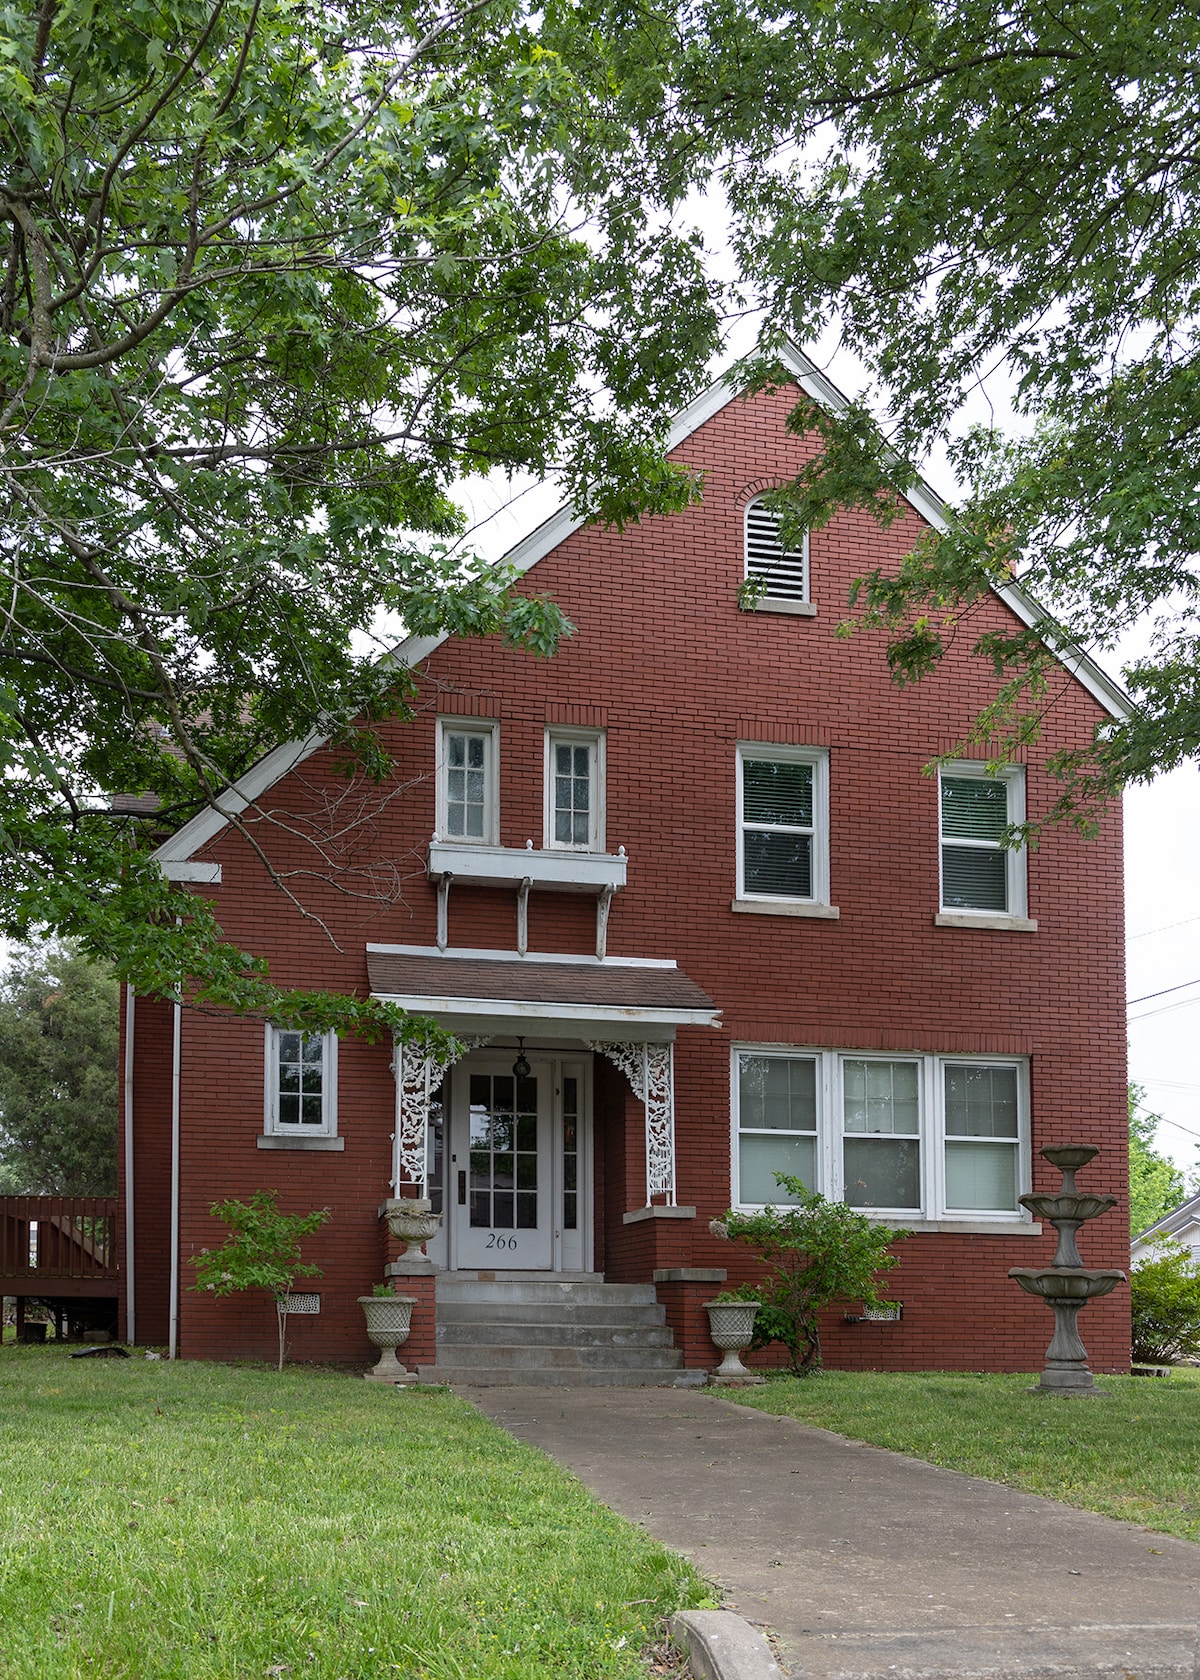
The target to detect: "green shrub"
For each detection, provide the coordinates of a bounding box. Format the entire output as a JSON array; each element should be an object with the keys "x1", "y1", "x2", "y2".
[
  {"x1": 715, "y1": 1176, "x2": 909, "y2": 1375},
  {"x1": 1130, "y1": 1239, "x2": 1200, "y2": 1365}
]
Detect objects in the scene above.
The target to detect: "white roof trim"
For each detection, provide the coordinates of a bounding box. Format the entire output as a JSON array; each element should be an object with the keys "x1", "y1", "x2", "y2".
[
  {"x1": 153, "y1": 339, "x2": 1128, "y2": 867},
  {"x1": 366, "y1": 942, "x2": 678, "y2": 969},
  {"x1": 369, "y1": 990, "x2": 721, "y2": 1028}
]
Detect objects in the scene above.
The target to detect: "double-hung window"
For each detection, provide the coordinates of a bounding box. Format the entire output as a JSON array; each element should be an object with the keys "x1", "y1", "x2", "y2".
[
  {"x1": 544, "y1": 730, "x2": 604, "y2": 851},
  {"x1": 733, "y1": 1047, "x2": 1028, "y2": 1219},
  {"x1": 265, "y1": 1026, "x2": 337, "y2": 1137},
  {"x1": 438, "y1": 720, "x2": 498, "y2": 844},
  {"x1": 939, "y1": 763, "x2": 1026, "y2": 916},
  {"x1": 737, "y1": 744, "x2": 829, "y2": 904}
]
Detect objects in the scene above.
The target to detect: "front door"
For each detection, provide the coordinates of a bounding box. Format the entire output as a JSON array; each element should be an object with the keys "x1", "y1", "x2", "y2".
[
  {"x1": 423, "y1": 1053, "x2": 590, "y2": 1272},
  {"x1": 451, "y1": 1059, "x2": 554, "y2": 1269}
]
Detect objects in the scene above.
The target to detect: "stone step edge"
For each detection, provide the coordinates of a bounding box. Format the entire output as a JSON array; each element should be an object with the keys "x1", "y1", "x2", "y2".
[
  {"x1": 778, "y1": 1622, "x2": 1200, "y2": 1680},
  {"x1": 420, "y1": 1366, "x2": 710, "y2": 1388}
]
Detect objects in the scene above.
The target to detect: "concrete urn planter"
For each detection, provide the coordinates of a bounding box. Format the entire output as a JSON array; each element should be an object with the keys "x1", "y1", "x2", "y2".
[
  {"x1": 387, "y1": 1198, "x2": 442, "y2": 1260},
  {"x1": 703, "y1": 1299, "x2": 766, "y2": 1385},
  {"x1": 359, "y1": 1293, "x2": 418, "y2": 1383}
]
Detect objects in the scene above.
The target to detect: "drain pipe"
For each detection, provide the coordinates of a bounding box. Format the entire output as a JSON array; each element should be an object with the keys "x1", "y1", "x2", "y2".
[
  {"x1": 123, "y1": 984, "x2": 136, "y2": 1345},
  {"x1": 168, "y1": 991, "x2": 181, "y2": 1360}
]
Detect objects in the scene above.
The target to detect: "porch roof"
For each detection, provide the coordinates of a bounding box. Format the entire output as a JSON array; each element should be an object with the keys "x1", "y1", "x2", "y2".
[{"x1": 365, "y1": 944, "x2": 721, "y2": 1035}]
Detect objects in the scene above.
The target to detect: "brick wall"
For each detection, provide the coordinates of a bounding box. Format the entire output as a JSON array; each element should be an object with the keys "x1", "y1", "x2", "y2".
[{"x1": 126, "y1": 382, "x2": 1128, "y2": 1372}]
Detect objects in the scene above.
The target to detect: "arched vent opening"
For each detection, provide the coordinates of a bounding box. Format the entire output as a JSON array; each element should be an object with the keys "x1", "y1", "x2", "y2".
[{"x1": 744, "y1": 498, "x2": 808, "y2": 602}]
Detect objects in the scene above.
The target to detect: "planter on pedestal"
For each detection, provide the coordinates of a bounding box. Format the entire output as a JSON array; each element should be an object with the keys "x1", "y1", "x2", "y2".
[
  {"x1": 386, "y1": 1199, "x2": 442, "y2": 1261},
  {"x1": 703, "y1": 1299, "x2": 765, "y2": 1385},
  {"x1": 359, "y1": 1293, "x2": 418, "y2": 1383}
]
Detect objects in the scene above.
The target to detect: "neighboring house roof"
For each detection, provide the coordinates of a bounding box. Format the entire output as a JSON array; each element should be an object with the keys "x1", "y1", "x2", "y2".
[
  {"x1": 1131, "y1": 1189, "x2": 1200, "y2": 1260},
  {"x1": 154, "y1": 340, "x2": 1132, "y2": 874}
]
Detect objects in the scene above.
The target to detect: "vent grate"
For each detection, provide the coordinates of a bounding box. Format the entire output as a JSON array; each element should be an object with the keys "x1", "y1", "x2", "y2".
[
  {"x1": 745, "y1": 502, "x2": 808, "y2": 601},
  {"x1": 285, "y1": 1292, "x2": 321, "y2": 1314}
]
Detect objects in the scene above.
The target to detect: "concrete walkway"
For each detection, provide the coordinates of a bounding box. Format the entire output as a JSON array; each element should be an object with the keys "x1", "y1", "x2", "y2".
[{"x1": 461, "y1": 1386, "x2": 1200, "y2": 1679}]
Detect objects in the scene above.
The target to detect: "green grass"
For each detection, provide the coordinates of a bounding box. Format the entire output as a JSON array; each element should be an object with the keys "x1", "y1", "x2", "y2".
[
  {"x1": 0, "y1": 1348, "x2": 705, "y2": 1679},
  {"x1": 725, "y1": 1368, "x2": 1200, "y2": 1544}
]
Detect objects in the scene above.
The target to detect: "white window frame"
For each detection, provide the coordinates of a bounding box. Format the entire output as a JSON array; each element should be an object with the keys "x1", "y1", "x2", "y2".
[
  {"x1": 731, "y1": 1045, "x2": 1030, "y2": 1222},
  {"x1": 744, "y1": 496, "x2": 810, "y2": 605},
  {"x1": 264, "y1": 1025, "x2": 338, "y2": 1138},
  {"x1": 736, "y1": 743, "x2": 830, "y2": 906},
  {"x1": 543, "y1": 728, "x2": 606, "y2": 852},
  {"x1": 436, "y1": 718, "x2": 499, "y2": 845},
  {"x1": 938, "y1": 761, "x2": 1026, "y2": 918}
]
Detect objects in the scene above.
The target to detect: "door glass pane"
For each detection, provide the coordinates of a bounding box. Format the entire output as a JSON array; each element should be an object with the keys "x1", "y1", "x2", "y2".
[
  {"x1": 425, "y1": 1085, "x2": 444, "y2": 1215},
  {"x1": 467, "y1": 1072, "x2": 539, "y2": 1230},
  {"x1": 562, "y1": 1075, "x2": 579, "y2": 1231}
]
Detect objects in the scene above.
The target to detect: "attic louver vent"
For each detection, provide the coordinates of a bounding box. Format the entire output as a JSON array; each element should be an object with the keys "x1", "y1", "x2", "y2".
[{"x1": 745, "y1": 499, "x2": 808, "y2": 601}]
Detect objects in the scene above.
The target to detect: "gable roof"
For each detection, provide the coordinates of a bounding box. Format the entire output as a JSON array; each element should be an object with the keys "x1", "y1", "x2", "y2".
[
  {"x1": 1132, "y1": 1188, "x2": 1200, "y2": 1250},
  {"x1": 155, "y1": 341, "x2": 1131, "y2": 871}
]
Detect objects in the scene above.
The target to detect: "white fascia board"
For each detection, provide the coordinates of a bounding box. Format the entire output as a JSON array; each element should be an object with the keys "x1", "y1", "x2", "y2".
[
  {"x1": 366, "y1": 942, "x2": 678, "y2": 969},
  {"x1": 371, "y1": 991, "x2": 722, "y2": 1029}
]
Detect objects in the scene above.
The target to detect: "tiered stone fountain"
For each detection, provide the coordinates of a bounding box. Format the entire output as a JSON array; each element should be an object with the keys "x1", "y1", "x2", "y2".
[{"x1": 1009, "y1": 1145, "x2": 1126, "y2": 1396}]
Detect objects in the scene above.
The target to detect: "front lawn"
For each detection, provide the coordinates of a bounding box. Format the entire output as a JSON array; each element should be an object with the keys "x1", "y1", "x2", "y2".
[
  {"x1": 726, "y1": 1368, "x2": 1200, "y2": 1544},
  {"x1": 0, "y1": 1348, "x2": 705, "y2": 1680}
]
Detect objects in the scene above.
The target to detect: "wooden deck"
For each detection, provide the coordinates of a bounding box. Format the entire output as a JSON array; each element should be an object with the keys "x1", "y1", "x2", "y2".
[{"x1": 0, "y1": 1196, "x2": 120, "y2": 1299}]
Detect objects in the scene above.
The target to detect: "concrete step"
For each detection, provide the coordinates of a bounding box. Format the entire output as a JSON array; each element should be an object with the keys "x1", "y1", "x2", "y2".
[
  {"x1": 438, "y1": 1320, "x2": 676, "y2": 1349},
  {"x1": 420, "y1": 1364, "x2": 710, "y2": 1388},
  {"x1": 435, "y1": 1277, "x2": 659, "y2": 1307},
  {"x1": 433, "y1": 1342, "x2": 687, "y2": 1371},
  {"x1": 436, "y1": 1300, "x2": 668, "y2": 1328}
]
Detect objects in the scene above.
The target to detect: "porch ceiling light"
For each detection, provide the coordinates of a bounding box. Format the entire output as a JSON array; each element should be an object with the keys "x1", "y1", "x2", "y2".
[{"x1": 512, "y1": 1037, "x2": 531, "y2": 1080}]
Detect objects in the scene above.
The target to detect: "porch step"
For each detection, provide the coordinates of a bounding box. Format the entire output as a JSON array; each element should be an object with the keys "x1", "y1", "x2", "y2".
[{"x1": 427, "y1": 1276, "x2": 707, "y2": 1389}]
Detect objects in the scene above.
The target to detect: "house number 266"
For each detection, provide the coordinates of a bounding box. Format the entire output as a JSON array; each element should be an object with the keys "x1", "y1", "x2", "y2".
[{"x1": 486, "y1": 1233, "x2": 517, "y2": 1251}]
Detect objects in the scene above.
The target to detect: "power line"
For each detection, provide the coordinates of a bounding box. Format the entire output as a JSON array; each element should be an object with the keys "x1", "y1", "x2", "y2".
[
  {"x1": 1127, "y1": 976, "x2": 1200, "y2": 1007},
  {"x1": 1129, "y1": 913, "x2": 1200, "y2": 942}
]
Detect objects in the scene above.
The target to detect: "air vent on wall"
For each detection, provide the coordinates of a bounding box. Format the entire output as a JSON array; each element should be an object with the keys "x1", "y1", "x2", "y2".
[{"x1": 745, "y1": 499, "x2": 808, "y2": 602}]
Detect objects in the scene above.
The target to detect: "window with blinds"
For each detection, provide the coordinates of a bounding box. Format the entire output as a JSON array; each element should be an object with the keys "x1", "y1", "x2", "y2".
[
  {"x1": 744, "y1": 498, "x2": 809, "y2": 601},
  {"x1": 737, "y1": 745, "x2": 829, "y2": 903},
  {"x1": 939, "y1": 766, "x2": 1025, "y2": 916}
]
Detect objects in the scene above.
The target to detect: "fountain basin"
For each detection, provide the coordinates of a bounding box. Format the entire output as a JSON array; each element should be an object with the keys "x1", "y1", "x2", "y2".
[
  {"x1": 1019, "y1": 1193, "x2": 1118, "y2": 1224},
  {"x1": 1009, "y1": 1266, "x2": 1125, "y2": 1302},
  {"x1": 1040, "y1": 1145, "x2": 1098, "y2": 1172}
]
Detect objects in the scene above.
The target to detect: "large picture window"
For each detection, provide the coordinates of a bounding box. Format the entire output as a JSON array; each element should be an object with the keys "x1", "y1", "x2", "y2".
[
  {"x1": 737, "y1": 744, "x2": 829, "y2": 904},
  {"x1": 733, "y1": 1047, "x2": 1028, "y2": 1219}
]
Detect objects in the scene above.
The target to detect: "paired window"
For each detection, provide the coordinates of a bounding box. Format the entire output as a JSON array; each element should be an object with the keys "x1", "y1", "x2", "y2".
[
  {"x1": 733, "y1": 1048, "x2": 1027, "y2": 1218},
  {"x1": 736, "y1": 744, "x2": 829, "y2": 904},
  {"x1": 265, "y1": 1026, "x2": 338, "y2": 1137},
  {"x1": 744, "y1": 497, "x2": 809, "y2": 604},
  {"x1": 939, "y1": 763, "x2": 1026, "y2": 916},
  {"x1": 436, "y1": 718, "x2": 605, "y2": 851}
]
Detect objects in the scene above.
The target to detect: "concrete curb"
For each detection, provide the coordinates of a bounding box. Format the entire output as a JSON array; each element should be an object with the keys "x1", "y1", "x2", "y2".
[
  {"x1": 783, "y1": 1624, "x2": 1200, "y2": 1680},
  {"x1": 670, "y1": 1610, "x2": 786, "y2": 1680}
]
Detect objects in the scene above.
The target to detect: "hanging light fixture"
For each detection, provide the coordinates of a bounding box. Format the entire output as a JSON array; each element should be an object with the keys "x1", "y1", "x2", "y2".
[{"x1": 512, "y1": 1037, "x2": 531, "y2": 1080}]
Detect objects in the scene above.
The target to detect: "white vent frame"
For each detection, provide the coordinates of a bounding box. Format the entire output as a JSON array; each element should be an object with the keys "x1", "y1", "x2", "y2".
[{"x1": 744, "y1": 497, "x2": 809, "y2": 603}]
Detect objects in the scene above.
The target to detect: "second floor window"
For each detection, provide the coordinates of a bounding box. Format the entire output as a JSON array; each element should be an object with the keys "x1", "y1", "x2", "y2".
[
  {"x1": 545, "y1": 730, "x2": 604, "y2": 850},
  {"x1": 438, "y1": 721, "x2": 498, "y2": 843},
  {"x1": 737, "y1": 744, "x2": 829, "y2": 903},
  {"x1": 939, "y1": 764, "x2": 1026, "y2": 916}
]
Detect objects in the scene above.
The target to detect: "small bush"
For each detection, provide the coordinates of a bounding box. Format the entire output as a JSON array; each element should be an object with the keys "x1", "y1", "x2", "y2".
[{"x1": 1130, "y1": 1239, "x2": 1200, "y2": 1365}]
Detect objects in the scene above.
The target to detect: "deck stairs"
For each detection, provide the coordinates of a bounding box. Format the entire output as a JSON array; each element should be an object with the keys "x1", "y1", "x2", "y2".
[{"x1": 418, "y1": 1273, "x2": 708, "y2": 1387}]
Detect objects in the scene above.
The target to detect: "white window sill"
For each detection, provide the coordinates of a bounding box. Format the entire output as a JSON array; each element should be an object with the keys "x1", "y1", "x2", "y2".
[
  {"x1": 747, "y1": 597, "x2": 817, "y2": 617},
  {"x1": 257, "y1": 1134, "x2": 345, "y2": 1151},
  {"x1": 935, "y1": 912, "x2": 1037, "y2": 932},
  {"x1": 622, "y1": 1204, "x2": 696, "y2": 1224},
  {"x1": 872, "y1": 1217, "x2": 1041, "y2": 1235},
  {"x1": 731, "y1": 898, "x2": 840, "y2": 919}
]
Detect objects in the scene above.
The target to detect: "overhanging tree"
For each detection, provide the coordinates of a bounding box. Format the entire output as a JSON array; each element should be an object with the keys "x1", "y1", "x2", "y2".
[
  {"x1": 708, "y1": 0, "x2": 1200, "y2": 823},
  {"x1": 0, "y1": 0, "x2": 723, "y2": 1031}
]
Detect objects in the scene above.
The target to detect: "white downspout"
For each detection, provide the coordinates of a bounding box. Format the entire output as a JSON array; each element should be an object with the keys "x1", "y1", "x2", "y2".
[
  {"x1": 168, "y1": 993, "x2": 181, "y2": 1359},
  {"x1": 123, "y1": 985, "x2": 136, "y2": 1345}
]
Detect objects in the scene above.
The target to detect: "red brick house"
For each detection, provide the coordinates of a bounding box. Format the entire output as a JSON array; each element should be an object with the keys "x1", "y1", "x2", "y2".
[{"x1": 119, "y1": 344, "x2": 1132, "y2": 1380}]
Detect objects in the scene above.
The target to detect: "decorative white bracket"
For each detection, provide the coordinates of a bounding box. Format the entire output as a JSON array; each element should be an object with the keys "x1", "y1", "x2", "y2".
[
  {"x1": 595, "y1": 884, "x2": 614, "y2": 960},
  {"x1": 517, "y1": 876, "x2": 532, "y2": 957},
  {"x1": 436, "y1": 872, "x2": 452, "y2": 950},
  {"x1": 391, "y1": 1034, "x2": 492, "y2": 1193},
  {"x1": 587, "y1": 1039, "x2": 676, "y2": 1205}
]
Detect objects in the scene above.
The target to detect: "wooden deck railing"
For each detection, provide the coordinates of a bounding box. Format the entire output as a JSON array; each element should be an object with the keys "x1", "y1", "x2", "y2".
[{"x1": 0, "y1": 1196, "x2": 119, "y2": 1282}]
